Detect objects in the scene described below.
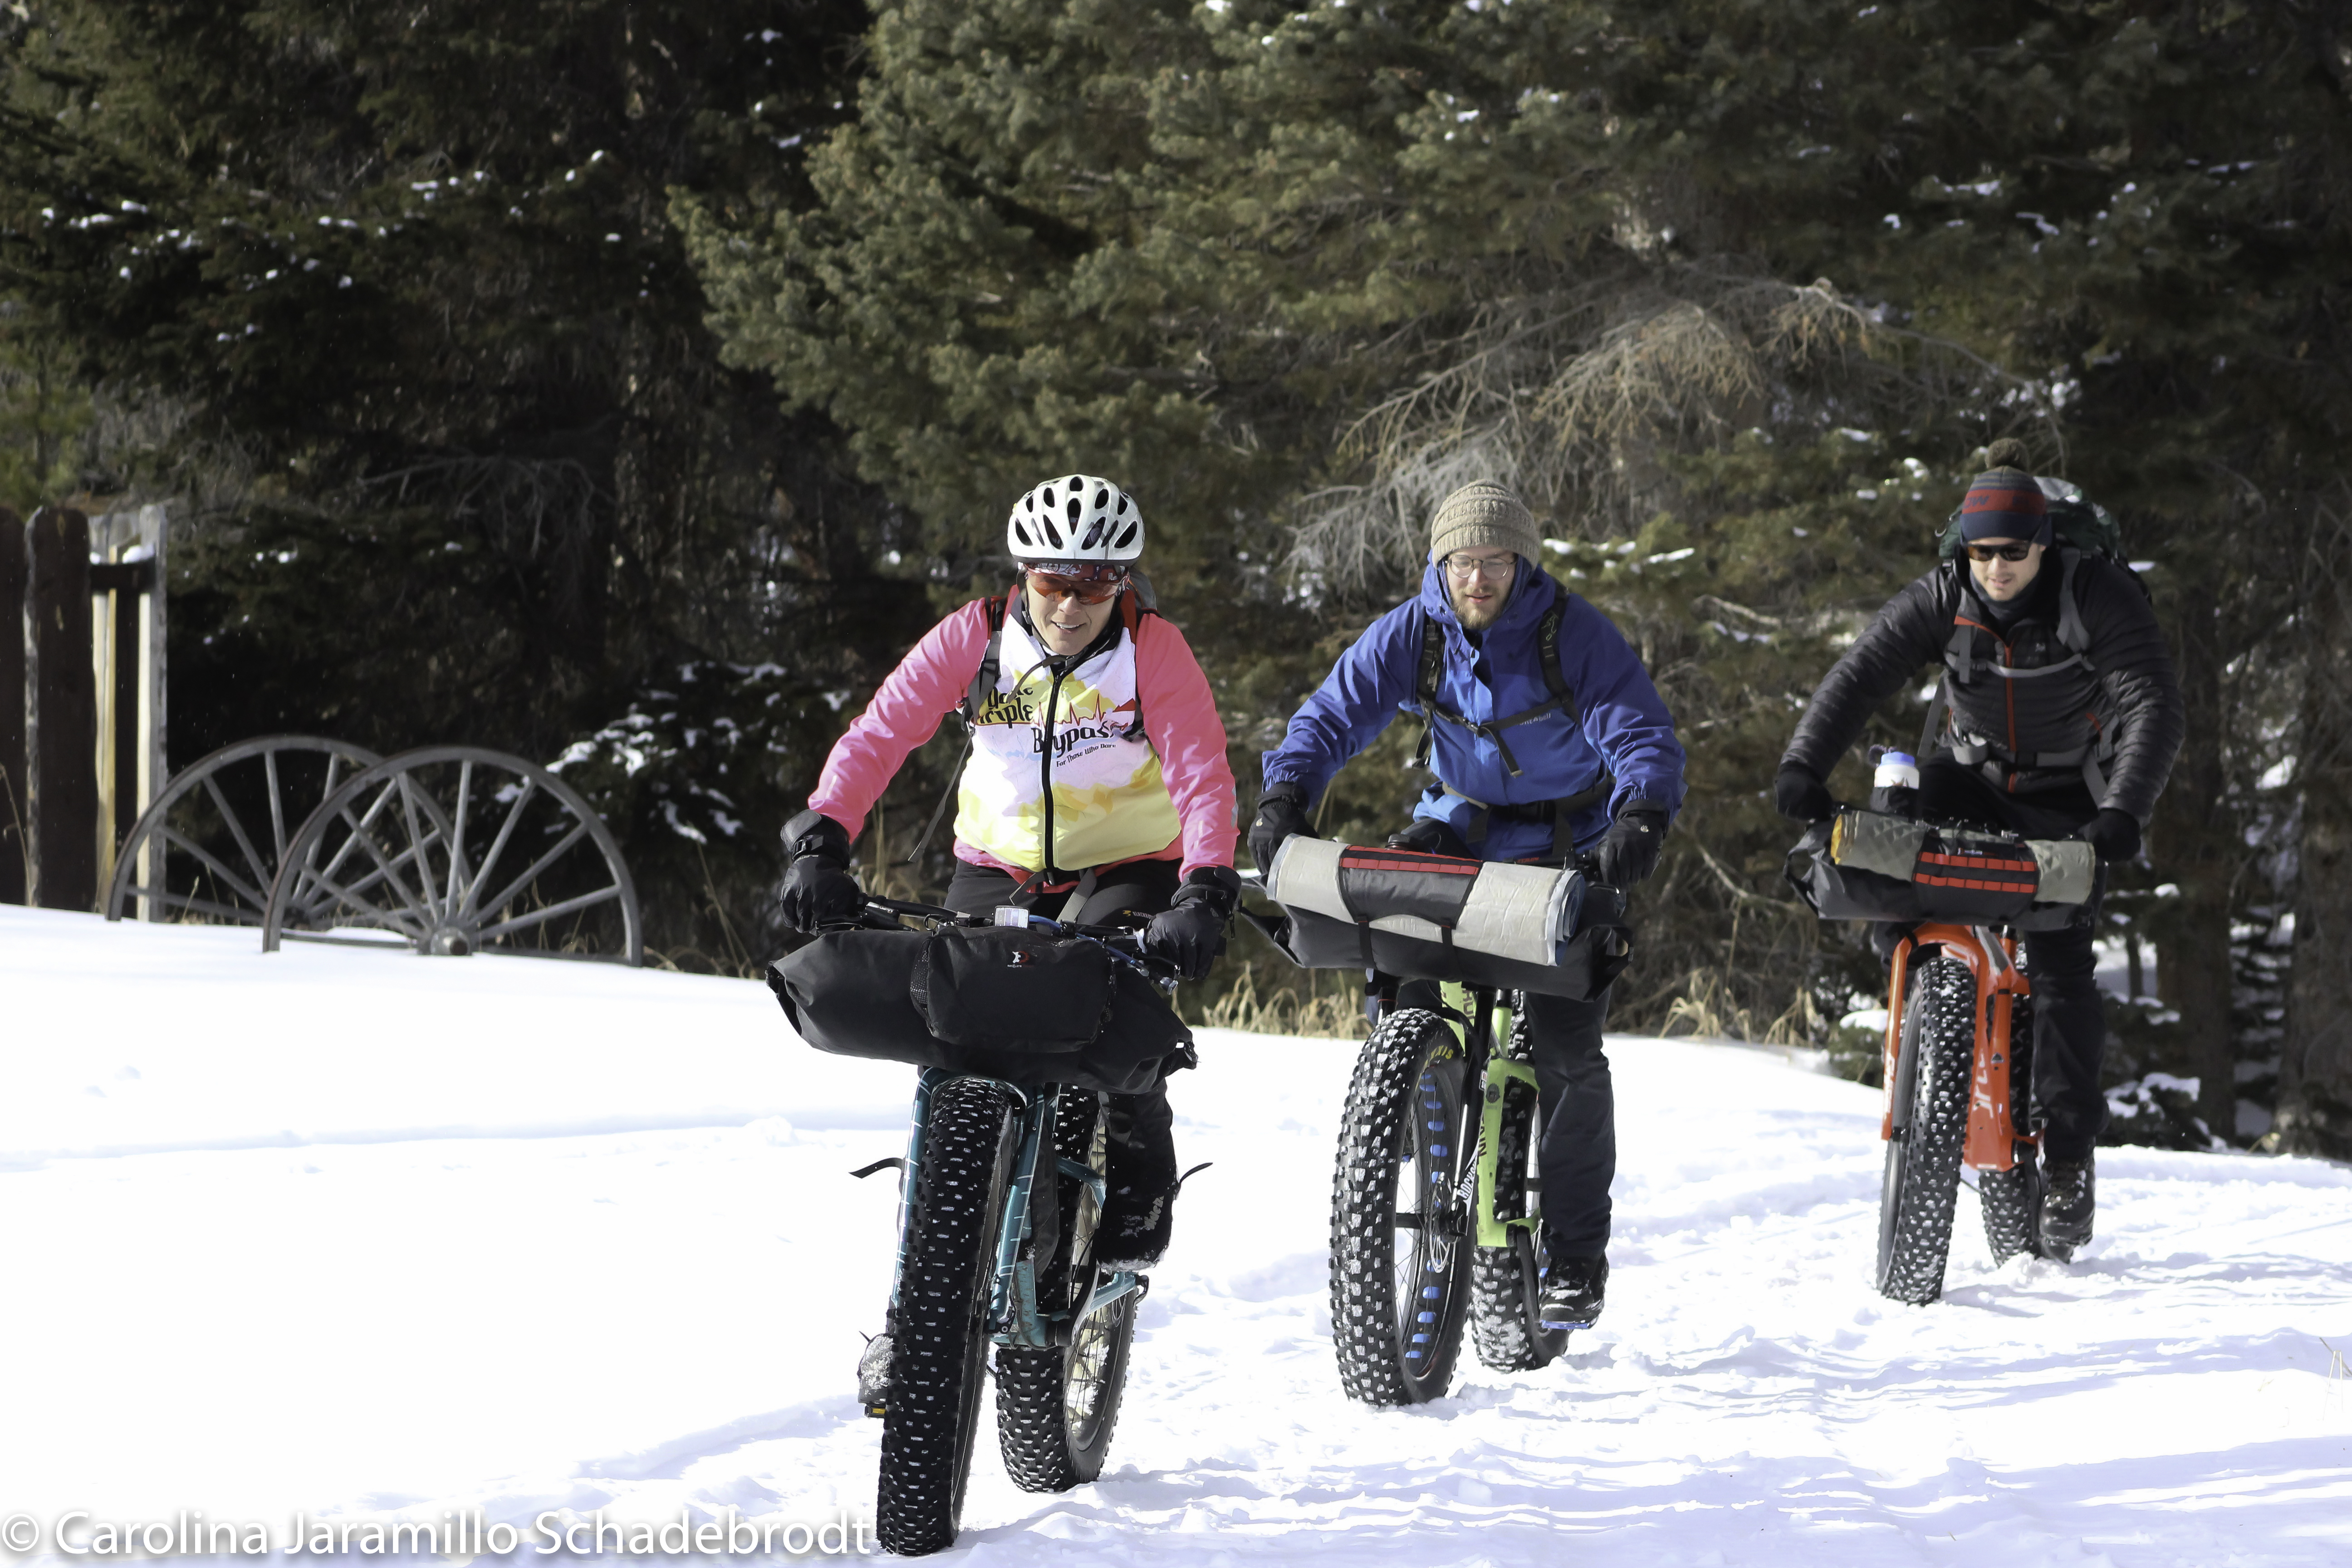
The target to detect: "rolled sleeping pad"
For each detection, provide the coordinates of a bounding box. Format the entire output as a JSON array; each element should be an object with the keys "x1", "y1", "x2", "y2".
[{"x1": 1261, "y1": 838, "x2": 1629, "y2": 1000}]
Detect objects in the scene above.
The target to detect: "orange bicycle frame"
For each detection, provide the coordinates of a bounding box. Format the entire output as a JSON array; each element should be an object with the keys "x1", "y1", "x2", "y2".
[{"x1": 1881, "y1": 922, "x2": 2033, "y2": 1171}]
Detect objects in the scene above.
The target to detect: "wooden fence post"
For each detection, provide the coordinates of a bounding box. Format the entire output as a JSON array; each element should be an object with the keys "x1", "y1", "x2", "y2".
[
  {"x1": 0, "y1": 504, "x2": 23, "y2": 906},
  {"x1": 25, "y1": 505, "x2": 96, "y2": 911}
]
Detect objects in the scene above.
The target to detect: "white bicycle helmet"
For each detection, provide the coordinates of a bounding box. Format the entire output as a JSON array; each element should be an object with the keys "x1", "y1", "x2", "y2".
[{"x1": 1005, "y1": 474, "x2": 1144, "y2": 564}]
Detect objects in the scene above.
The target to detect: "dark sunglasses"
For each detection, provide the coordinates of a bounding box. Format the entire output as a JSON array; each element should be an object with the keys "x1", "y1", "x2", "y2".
[
  {"x1": 1965, "y1": 541, "x2": 2035, "y2": 563},
  {"x1": 1024, "y1": 566, "x2": 1127, "y2": 604}
]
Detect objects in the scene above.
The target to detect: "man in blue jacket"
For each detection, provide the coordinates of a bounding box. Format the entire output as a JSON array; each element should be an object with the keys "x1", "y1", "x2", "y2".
[{"x1": 1253, "y1": 482, "x2": 1687, "y2": 1332}]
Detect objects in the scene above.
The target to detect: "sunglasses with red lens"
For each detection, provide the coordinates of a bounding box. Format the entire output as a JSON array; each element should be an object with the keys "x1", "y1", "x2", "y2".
[
  {"x1": 1964, "y1": 541, "x2": 2035, "y2": 564},
  {"x1": 1024, "y1": 566, "x2": 1127, "y2": 604}
]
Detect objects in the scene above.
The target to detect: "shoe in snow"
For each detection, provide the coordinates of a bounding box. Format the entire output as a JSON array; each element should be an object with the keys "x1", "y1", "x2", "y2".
[
  {"x1": 856, "y1": 1331, "x2": 894, "y2": 1417},
  {"x1": 1539, "y1": 1252, "x2": 1607, "y2": 1332},
  {"x1": 2040, "y1": 1155, "x2": 2094, "y2": 1260},
  {"x1": 1096, "y1": 1181, "x2": 1174, "y2": 1271}
]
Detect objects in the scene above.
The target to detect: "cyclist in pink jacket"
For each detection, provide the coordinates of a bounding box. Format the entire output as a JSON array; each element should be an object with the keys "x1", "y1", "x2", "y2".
[{"x1": 778, "y1": 474, "x2": 1240, "y2": 1267}]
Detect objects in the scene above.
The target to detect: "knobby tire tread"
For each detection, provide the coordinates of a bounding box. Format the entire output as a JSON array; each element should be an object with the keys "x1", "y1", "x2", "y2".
[
  {"x1": 877, "y1": 1078, "x2": 1017, "y2": 1555},
  {"x1": 1330, "y1": 1009, "x2": 1471, "y2": 1405},
  {"x1": 1876, "y1": 957, "x2": 1975, "y2": 1305}
]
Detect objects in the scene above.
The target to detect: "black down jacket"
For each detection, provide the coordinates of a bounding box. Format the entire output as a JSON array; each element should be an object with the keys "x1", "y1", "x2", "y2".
[{"x1": 1783, "y1": 554, "x2": 2185, "y2": 824}]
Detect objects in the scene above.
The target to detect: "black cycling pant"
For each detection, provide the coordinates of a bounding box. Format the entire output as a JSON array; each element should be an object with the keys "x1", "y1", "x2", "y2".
[
  {"x1": 1397, "y1": 980, "x2": 1617, "y2": 1259},
  {"x1": 942, "y1": 859, "x2": 1181, "y2": 1199},
  {"x1": 1887, "y1": 758, "x2": 2109, "y2": 1160}
]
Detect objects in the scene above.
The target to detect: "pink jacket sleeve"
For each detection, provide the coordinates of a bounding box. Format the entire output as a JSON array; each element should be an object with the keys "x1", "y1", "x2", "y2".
[
  {"x1": 1137, "y1": 616, "x2": 1238, "y2": 872},
  {"x1": 805, "y1": 599, "x2": 990, "y2": 841}
]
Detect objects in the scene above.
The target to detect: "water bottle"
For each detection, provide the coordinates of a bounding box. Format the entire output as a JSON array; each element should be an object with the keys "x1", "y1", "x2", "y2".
[{"x1": 1871, "y1": 749, "x2": 1921, "y2": 818}]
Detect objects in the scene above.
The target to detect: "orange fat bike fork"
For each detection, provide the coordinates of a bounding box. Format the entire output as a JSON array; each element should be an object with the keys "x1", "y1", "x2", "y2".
[{"x1": 1881, "y1": 923, "x2": 2036, "y2": 1172}]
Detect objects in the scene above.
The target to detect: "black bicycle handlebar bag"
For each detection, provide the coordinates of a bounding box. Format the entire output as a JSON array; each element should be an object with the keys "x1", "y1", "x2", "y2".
[
  {"x1": 1256, "y1": 838, "x2": 1631, "y2": 1000},
  {"x1": 766, "y1": 925, "x2": 1195, "y2": 1095},
  {"x1": 1785, "y1": 809, "x2": 2096, "y2": 932}
]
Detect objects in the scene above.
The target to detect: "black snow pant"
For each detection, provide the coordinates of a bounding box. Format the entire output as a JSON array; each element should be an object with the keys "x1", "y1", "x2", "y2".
[
  {"x1": 1884, "y1": 758, "x2": 2111, "y2": 1161},
  {"x1": 1398, "y1": 980, "x2": 1617, "y2": 1259},
  {"x1": 942, "y1": 858, "x2": 1180, "y2": 1198}
]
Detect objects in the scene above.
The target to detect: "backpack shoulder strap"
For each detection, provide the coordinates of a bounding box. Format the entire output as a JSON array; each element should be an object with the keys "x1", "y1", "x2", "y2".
[
  {"x1": 1410, "y1": 607, "x2": 1447, "y2": 768},
  {"x1": 1118, "y1": 588, "x2": 1156, "y2": 740},
  {"x1": 961, "y1": 592, "x2": 1011, "y2": 726},
  {"x1": 2054, "y1": 548, "x2": 2092, "y2": 661},
  {"x1": 1536, "y1": 579, "x2": 1574, "y2": 710}
]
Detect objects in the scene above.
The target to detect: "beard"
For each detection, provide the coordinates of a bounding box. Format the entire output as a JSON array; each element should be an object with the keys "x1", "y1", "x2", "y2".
[{"x1": 1451, "y1": 586, "x2": 1507, "y2": 630}]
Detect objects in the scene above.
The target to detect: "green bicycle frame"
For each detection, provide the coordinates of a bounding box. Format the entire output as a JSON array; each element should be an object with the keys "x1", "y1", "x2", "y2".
[{"x1": 1435, "y1": 982, "x2": 1542, "y2": 1251}]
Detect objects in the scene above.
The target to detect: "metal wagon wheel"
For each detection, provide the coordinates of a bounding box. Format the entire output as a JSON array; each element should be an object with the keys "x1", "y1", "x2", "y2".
[
  {"x1": 104, "y1": 736, "x2": 385, "y2": 926},
  {"x1": 260, "y1": 745, "x2": 643, "y2": 965}
]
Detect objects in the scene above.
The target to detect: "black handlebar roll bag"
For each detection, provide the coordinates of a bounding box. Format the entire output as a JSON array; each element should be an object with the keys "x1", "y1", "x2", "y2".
[
  {"x1": 766, "y1": 925, "x2": 1195, "y2": 1095},
  {"x1": 1260, "y1": 838, "x2": 1630, "y2": 1001},
  {"x1": 1784, "y1": 808, "x2": 2097, "y2": 931}
]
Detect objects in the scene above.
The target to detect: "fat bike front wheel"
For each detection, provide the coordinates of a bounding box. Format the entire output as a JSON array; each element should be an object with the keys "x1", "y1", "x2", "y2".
[
  {"x1": 877, "y1": 1077, "x2": 1019, "y2": 1556},
  {"x1": 1330, "y1": 1008, "x2": 1474, "y2": 1405},
  {"x1": 1875, "y1": 956, "x2": 1975, "y2": 1305}
]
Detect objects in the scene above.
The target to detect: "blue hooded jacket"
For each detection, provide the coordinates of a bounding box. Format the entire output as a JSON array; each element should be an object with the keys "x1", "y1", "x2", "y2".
[{"x1": 1261, "y1": 557, "x2": 1687, "y2": 862}]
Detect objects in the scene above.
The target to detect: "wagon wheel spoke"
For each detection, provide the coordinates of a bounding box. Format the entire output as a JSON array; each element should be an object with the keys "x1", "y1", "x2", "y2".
[
  {"x1": 310, "y1": 781, "x2": 413, "y2": 903},
  {"x1": 292, "y1": 856, "x2": 422, "y2": 936},
  {"x1": 469, "y1": 820, "x2": 593, "y2": 928},
  {"x1": 393, "y1": 774, "x2": 447, "y2": 926},
  {"x1": 264, "y1": 749, "x2": 288, "y2": 863},
  {"x1": 475, "y1": 884, "x2": 622, "y2": 944},
  {"x1": 156, "y1": 825, "x2": 270, "y2": 911},
  {"x1": 200, "y1": 773, "x2": 274, "y2": 906},
  {"x1": 319, "y1": 798, "x2": 436, "y2": 931},
  {"x1": 442, "y1": 760, "x2": 476, "y2": 917},
  {"x1": 458, "y1": 778, "x2": 537, "y2": 922}
]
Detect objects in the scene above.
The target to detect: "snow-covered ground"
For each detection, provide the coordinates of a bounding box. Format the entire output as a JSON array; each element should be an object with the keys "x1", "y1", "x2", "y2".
[{"x1": 4, "y1": 904, "x2": 2349, "y2": 1566}]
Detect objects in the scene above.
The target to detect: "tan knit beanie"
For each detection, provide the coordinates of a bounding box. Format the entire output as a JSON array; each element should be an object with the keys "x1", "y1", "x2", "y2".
[{"x1": 1429, "y1": 482, "x2": 1541, "y2": 565}]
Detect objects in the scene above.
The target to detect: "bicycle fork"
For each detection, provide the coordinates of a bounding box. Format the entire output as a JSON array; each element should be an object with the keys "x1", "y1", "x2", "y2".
[{"x1": 1884, "y1": 925, "x2": 2035, "y2": 1171}]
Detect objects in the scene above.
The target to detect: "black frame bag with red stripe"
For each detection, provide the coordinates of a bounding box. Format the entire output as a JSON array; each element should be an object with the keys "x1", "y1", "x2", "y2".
[{"x1": 1784, "y1": 808, "x2": 2097, "y2": 932}]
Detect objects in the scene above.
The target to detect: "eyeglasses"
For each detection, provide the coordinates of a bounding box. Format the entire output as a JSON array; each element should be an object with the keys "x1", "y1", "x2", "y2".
[
  {"x1": 1965, "y1": 542, "x2": 2035, "y2": 564},
  {"x1": 1024, "y1": 565, "x2": 1128, "y2": 604},
  {"x1": 1442, "y1": 553, "x2": 1518, "y2": 581}
]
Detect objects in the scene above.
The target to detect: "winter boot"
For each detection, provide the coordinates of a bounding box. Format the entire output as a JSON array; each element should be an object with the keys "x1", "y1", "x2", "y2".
[
  {"x1": 855, "y1": 1319, "x2": 894, "y2": 1418},
  {"x1": 2040, "y1": 1155, "x2": 2095, "y2": 1259},
  {"x1": 1538, "y1": 1248, "x2": 1607, "y2": 1332},
  {"x1": 1097, "y1": 1175, "x2": 1177, "y2": 1271}
]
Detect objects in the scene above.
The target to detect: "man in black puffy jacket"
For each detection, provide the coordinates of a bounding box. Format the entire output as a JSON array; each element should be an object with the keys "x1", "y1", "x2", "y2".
[{"x1": 1775, "y1": 442, "x2": 2185, "y2": 1255}]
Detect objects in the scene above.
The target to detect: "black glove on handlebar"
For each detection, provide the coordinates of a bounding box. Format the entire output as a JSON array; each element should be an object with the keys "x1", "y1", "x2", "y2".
[
  {"x1": 1387, "y1": 816, "x2": 1473, "y2": 859},
  {"x1": 2078, "y1": 807, "x2": 2142, "y2": 863},
  {"x1": 1591, "y1": 799, "x2": 1669, "y2": 888},
  {"x1": 1248, "y1": 781, "x2": 1313, "y2": 877},
  {"x1": 1774, "y1": 765, "x2": 1837, "y2": 825},
  {"x1": 778, "y1": 808, "x2": 864, "y2": 931},
  {"x1": 1142, "y1": 865, "x2": 1241, "y2": 980}
]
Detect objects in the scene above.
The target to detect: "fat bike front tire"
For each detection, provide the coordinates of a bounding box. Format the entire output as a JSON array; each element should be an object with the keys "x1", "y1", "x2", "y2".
[
  {"x1": 877, "y1": 1077, "x2": 1019, "y2": 1556},
  {"x1": 996, "y1": 1089, "x2": 1138, "y2": 1491},
  {"x1": 1331, "y1": 1008, "x2": 1474, "y2": 1405},
  {"x1": 1875, "y1": 956, "x2": 1975, "y2": 1305},
  {"x1": 1470, "y1": 1016, "x2": 1568, "y2": 1371}
]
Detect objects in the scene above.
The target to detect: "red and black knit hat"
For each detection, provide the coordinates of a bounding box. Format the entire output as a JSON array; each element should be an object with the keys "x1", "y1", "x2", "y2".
[{"x1": 1958, "y1": 466, "x2": 2050, "y2": 544}]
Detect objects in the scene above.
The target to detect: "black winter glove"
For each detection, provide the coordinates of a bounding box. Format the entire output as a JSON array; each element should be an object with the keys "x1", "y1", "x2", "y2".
[
  {"x1": 778, "y1": 808, "x2": 864, "y2": 931},
  {"x1": 2078, "y1": 807, "x2": 2143, "y2": 863},
  {"x1": 1774, "y1": 765, "x2": 1838, "y2": 825},
  {"x1": 1249, "y1": 781, "x2": 1314, "y2": 877},
  {"x1": 1142, "y1": 865, "x2": 1242, "y2": 980},
  {"x1": 1386, "y1": 816, "x2": 1474, "y2": 860},
  {"x1": 1591, "y1": 801, "x2": 1669, "y2": 888}
]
